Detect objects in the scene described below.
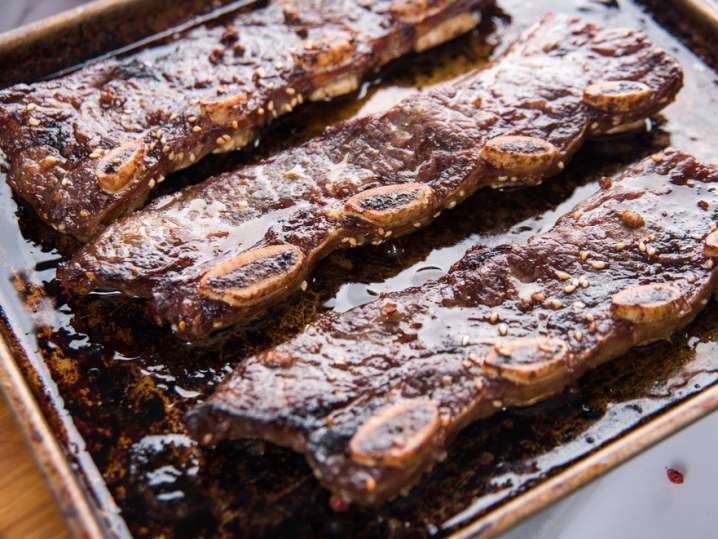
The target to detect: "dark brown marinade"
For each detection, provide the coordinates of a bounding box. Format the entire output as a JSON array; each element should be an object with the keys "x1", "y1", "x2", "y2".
[
  {"x1": 0, "y1": 0, "x2": 491, "y2": 242},
  {"x1": 59, "y1": 13, "x2": 684, "y2": 341},
  {"x1": 186, "y1": 149, "x2": 718, "y2": 505}
]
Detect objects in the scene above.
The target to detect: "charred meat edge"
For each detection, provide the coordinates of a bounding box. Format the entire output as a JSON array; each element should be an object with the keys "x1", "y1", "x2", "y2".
[
  {"x1": 186, "y1": 149, "x2": 718, "y2": 505},
  {"x1": 60, "y1": 13, "x2": 683, "y2": 340}
]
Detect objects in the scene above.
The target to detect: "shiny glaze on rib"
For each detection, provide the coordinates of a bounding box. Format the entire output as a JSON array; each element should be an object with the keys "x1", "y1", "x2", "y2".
[
  {"x1": 60, "y1": 14, "x2": 683, "y2": 340},
  {"x1": 3, "y1": 0, "x2": 718, "y2": 537},
  {"x1": 187, "y1": 149, "x2": 718, "y2": 504},
  {"x1": 0, "y1": 0, "x2": 491, "y2": 241}
]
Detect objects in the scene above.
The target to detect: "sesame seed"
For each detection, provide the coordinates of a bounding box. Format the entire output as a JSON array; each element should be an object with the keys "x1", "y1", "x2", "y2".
[
  {"x1": 590, "y1": 260, "x2": 608, "y2": 270},
  {"x1": 366, "y1": 477, "x2": 376, "y2": 491},
  {"x1": 216, "y1": 136, "x2": 226, "y2": 145},
  {"x1": 554, "y1": 270, "x2": 570, "y2": 281},
  {"x1": 300, "y1": 280, "x2": 308, "y2": 291},
  {"x1": 442, "y1": 376, "x2": 452, "y2": 386},
  {"x1": 148, "y1": 179, "x2": 156, "y2": 188},
  {"x1": 579, "y1": 276, "x2": 589, "y2": 288},
  {"x1": 89, "y1": 150, "x2": 101, "y2": 159},
  {"x1": 498, "y1": 176, "x2": 508, "y2": 182},
  {"x1": 563, "y1": 284, "x2": 577, "y2": 294},
  {"x1": 169, "y1": 114, "x2": 178, "y2": 121},
  {"x1": 493, "y1": 400, "x2": 503, "y2": 408},
  {"x1": 615, "y1": 242, "x2": 625, "y2": 251},
  {"x1": 267, "y1": 100, "x2": 274, "y2": 111},
  {"x1": 574, "y1": 330, "x2": 583, "y2": 342},
  {"x1": 489, "y1": 312, "x2": 499, "y2": 323},
  {"x1": 651, "y1": 155, "x2": 663, "y2": 162},
  {"x1": 27, "y1": 118, "x2": 41, "y2": 126},
  {"x1": 232, "y1": 120, "x2": 239, "y2": 129},
  {"x1": 558, "y1": 161, "x2": 564, "y2": 170},
  {"x1": 192, "y1": 126, "x2": 202, "y2": 133},
  {"x1": 692, "y1": 233, "x2": 703, "y2": 240},
  {"x1": 573, "y1": 301, "x2": 586, "y2": 309},
  {"x1": 258, "y1": 107, "x2": 265, "y2": 115},
  {"x1": 287, "y1": 87, "x2": 296, "y2": 95},
  {"x1": 26, "y1": 103, "x2": 37, "y2": 112},
  {"x1": 448, "y1": 200, "x2": 457, "y2": 209},
  {"x1": 188, "y1": 116, "x2": 197, "y2": 123},
  {"x1": 647, "y1": 246, "x2": 657, "y2": 256},
  {"x1": 498, "y1": 324, "x2": 508, "y2": 336},
  {"x1": 580, "y1": 251, "x2": 589, "y2": 261},
  {"x1": 638, "y1": 241, "x2": 647, "y2": 252},
  {"x1": 79, "y1": 210, "x2": 89, "y2": 217},
  {"x1": 162, "y1": 145, "x2": 171, "y2": 153},
  {"x1": 548, "y1": 299, "x2": 564, "y2": 309},
  {"x1": 585, "y1": 313, "x2": 594, "y2": 322},
  {"x1": 571, "y1": 211, "x2": 582, "y2": 220},
  {"x1": 532, "y1": 291, "x2": 545, "y2": 302},
  {"x1": 413, "y1": 222, "x2": 422, "y2": 228},
  {"x1": 474, "y1": 379, "x2": 484, "y2": 391}
]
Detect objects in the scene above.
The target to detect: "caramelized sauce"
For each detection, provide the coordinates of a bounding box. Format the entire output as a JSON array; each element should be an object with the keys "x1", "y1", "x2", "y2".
[{"x1": 1, "y1": 0, "x2": 718, "y2": 537}]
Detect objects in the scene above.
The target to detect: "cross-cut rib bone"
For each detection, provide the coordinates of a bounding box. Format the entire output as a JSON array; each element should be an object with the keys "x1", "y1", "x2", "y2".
[
  {"x1": 185, "y1": 149, "x2": 718, "y2": 505},
  {"x1": 59, "y1": 14, "x2": 683, "y2": 340},
  {"x1": 0, "y1": 0, "x2": 491, "y2": 241}
]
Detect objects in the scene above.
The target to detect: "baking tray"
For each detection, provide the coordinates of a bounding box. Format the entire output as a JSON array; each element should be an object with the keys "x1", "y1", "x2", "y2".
[{"x1": 1, "y1": 0, "x2": 718, "y2": 538}]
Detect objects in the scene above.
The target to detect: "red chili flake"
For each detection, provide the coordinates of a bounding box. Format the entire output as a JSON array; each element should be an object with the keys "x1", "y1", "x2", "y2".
[
  {"x1": 666, "y1": 467, "x2": 684, "y2": 484},
  {"x1": 329, "y1": 495, "x2": 349, "y2": 512}
]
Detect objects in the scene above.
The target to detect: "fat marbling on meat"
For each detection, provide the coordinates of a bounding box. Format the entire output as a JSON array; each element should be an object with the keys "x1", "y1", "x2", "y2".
[
  {"x1": 186, "y1": 149, "x2": 718, "y2": 505},
  {"x1": 59, "y1": 13, "x2": 683, "y2": 339},
  {"x1": 0, "y1": 0, "x2": 492, "y2": 241}
]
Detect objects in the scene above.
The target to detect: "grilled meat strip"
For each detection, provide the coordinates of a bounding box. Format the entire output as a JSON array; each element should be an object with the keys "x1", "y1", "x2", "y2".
[
  {"x1": 59, "y1": 14, "x2": 683, "y2": 340},
  {"x1": 0, "y1": 0, "x2": 491, "y2": 241},
  {"x1": 186, "y1": 149, "x2": 718, "y2": 505}
]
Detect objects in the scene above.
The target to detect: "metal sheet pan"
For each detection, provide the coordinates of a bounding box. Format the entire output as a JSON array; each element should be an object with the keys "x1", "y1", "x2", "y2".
[{"x1": 1, "y1": 1, "x2": 718, "y2": 538}]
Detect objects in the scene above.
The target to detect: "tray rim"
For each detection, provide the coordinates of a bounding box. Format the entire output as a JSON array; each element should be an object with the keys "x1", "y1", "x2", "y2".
[{"x1": 1, "y1": 0, "x2": 718, "y2": 538}]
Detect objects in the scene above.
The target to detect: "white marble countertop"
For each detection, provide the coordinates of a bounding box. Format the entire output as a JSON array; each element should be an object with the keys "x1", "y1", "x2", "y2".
[{"x1": 503, "y1": 408, "x2": 718, "y2": 538}]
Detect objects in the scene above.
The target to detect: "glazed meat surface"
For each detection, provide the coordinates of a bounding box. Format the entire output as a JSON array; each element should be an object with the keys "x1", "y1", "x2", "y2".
[
  {"x1": 0, "y1": 0, "x2": 490, "y2": 241},
  {"x1": 60, "y1": 14, "x2": 683, "y2": 340},
  {"x1": 185, "y1": 149, "x2": 718, "y2": 505}
]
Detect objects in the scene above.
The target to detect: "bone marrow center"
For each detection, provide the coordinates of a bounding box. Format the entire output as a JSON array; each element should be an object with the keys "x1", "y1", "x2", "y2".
[
  {"x1": 480, "y1": 136, "x2": 560, "y2": 175},
  {"x1": 349, "y1": 399, "x2": 440, "y2": 468},
  {"x1": 199, "y1": 244, "x2": 305, "y2": 307},
  {"x1": 583, "y1": 80, "x2": 653, "y2": 113},
  {"x1": 611, "y1": 283, "x2": 684, "y2": 323},
  {"x1": 483, "y1": 338, "x2": 570, "y2": 385},
  {"x1": 345, "y1": 183, "x2": 434, "y2": 227}
]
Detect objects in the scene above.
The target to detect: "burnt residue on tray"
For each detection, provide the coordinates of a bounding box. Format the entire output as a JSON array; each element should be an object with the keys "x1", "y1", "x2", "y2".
[{"x1": 1, "y1": 1, "x2": 718, "y2": 538}]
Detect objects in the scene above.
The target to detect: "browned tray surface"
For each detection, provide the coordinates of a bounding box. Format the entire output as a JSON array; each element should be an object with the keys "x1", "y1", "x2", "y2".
[{"x1": 2, "y1": 1, "x2": 718, "y2": 538}]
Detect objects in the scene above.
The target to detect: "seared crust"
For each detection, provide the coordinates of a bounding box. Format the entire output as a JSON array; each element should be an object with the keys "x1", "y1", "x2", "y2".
[
  {"x1": 186, "y1": 149, "x2": 718, "y2": 505},
  {"x1": 60, "y1": 14, "x2": 683, "y2": 340},
  {"x1": 0, "y1": 0, "x2": 490, "y2": 241}
]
